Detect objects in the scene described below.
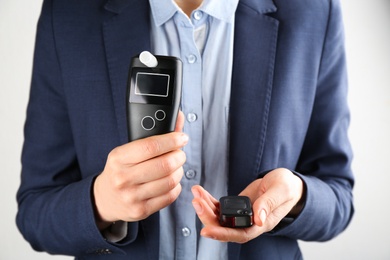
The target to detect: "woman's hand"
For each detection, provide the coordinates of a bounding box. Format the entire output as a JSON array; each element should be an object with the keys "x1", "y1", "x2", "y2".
[
  {"x1": 191, "y1": 168, "x2": 304, "y2": 243},
  {"x1": 93, "y1": 112, "x2": 188, "y2": 230}
]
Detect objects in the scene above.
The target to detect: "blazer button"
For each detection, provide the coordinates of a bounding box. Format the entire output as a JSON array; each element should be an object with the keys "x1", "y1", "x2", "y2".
[{"x1": 96, "y1": 248, "x2": 112, "y2": 255}]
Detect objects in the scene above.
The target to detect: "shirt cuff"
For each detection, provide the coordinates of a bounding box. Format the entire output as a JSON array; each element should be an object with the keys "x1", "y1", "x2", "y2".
[{"x1": 102, "y1": 221, "x2": 128, "y2": 243}]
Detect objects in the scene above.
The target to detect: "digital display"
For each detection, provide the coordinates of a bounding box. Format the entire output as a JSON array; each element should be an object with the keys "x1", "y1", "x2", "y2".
[
  {"x1": 135, "y1": 72, "x2": 170, "y2": 97},
  {"x1": 224, "y1": 198, "x2": 249, "y2": 209}
]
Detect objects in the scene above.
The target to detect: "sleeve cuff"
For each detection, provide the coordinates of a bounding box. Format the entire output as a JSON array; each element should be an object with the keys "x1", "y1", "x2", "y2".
[{"x1": 102, "y1": 221, "x2": 128, "y2": 243}]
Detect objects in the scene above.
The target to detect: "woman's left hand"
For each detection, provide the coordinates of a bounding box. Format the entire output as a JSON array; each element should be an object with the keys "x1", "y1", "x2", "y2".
[{"x1": 191, "y1": 168, "x2": 304, "y2": 243}]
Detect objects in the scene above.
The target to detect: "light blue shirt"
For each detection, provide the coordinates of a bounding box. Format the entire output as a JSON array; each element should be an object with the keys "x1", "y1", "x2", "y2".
[{"x1": 149, "y1": 0, "x2": 238, "y2": 259}]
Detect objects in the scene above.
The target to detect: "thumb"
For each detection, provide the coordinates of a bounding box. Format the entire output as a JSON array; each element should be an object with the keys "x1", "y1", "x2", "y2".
[
  {"x1": 252, "y1": 188, "x2": 284, "y2": 228},
  {"x1": 238, "y1": 179, "x2": 273, "y2": 227},
  {"x1": 174, "y1": 111, "x2": 185, "y2": 132}
]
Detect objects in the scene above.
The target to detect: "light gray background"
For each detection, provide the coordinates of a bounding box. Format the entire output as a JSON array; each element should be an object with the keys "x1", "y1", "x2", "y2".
[{"x1": 0, "y1": 0, "x2": 389, "y2": 259}]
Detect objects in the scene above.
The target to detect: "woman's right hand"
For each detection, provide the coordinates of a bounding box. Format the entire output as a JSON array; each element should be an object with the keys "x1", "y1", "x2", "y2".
[{"x1": 93, "y1": 112, "x2": 187, "y2": 229}]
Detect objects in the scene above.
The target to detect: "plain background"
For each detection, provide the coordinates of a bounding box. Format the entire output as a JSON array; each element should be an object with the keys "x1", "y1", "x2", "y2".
[{"x1": 0, "y1": 0, "x2": 389, "y2": 259}]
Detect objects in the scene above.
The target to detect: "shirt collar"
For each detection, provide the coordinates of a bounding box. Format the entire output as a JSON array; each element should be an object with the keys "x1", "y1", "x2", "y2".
[
  {"x1": 149, "y1": 0, "x2": 239, "y2": 26},
  {"x1": 201, "y1": 0, "x2": 239, "y2": 23},
  {"x1": 149, "y1": 0, "x2": 178, "y2": 26}
]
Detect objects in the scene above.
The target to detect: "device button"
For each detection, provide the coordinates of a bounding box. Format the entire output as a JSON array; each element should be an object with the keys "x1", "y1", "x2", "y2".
[
  {"x1": 141, "y1": 116, "x2": 155, "y2": 130},
  {"x1": 237, "y1": 210, "x2": 249, "y2": 215},
  {"x1": 155, "y1": 110, "x2": 166, "y2": 121},
  {"x1": 181, "y1": 227, "x2": 191, "y2": 237},
  {"x1": 187, "y1": 113, "x2": 197, "y2": 123},
  {"x1": 185, "y1": 169, "x2": 196, "y2": 179}
]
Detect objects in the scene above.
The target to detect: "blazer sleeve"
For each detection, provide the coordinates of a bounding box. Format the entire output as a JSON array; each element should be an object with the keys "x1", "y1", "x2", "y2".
[
  {"x1": 271, "y1": 0, "x2": 354, "y2": 241},
  {"x1": 16, "y1": 0, "x2": 132, "y2": 256}
]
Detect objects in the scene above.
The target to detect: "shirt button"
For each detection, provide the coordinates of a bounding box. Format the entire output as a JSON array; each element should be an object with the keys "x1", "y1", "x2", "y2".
[
  {"x1": 187, "y1": 54, "x2": 197, "y2": 64},
  {"x1": 182, "y1": 227, "x2": 191, "y2": 237},
  {"x1": 187, "y1": 113, "x2": 197, "y2": 122},
  {"x1": 193, "y1": 10, "x2": 203, "y2": 20},
  {"x1": 185, "y1": 169, "x2": 196, "y2": 179}
]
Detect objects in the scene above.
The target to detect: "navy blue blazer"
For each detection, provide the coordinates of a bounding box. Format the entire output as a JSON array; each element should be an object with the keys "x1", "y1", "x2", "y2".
[{"x1": 17, "y1": 0, "x2": 354, "y2": 259}]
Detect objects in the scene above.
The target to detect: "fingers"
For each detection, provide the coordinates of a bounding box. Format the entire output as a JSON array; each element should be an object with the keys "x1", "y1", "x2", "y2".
[
  {"x1": 111, "y1": 131, "x2": 188, "y2": 166},
  {"x1": 105, "y1": 131, "x2": 188, "y2": 185},
  {"x1": 191, "y1": 185, "x2": 219, "y2": 213},
  {"x1": 94, "y1": 130, "x2": 189, "y2": 226},
  {"x1": 252, "y1": 186, "x2": 285, "y2": 227},
  {"x1": 129, "y1": 149, "x2": 186, "y2": 184},
  {"x1": 95, "y1": 161, "x2": 185, "y2": 224},
  {"x1": 130, "y1": 181, "x2": 183, "y2": 221},
  {"x1": 135, "y1": 167, "x2": 184, "y2": 201},
  {"x1": 191, "y1": 185, "x2": 263, "y2": 243},
  {"x1": 191, "y1": 185, "x2": 219, "y2": 225},
  {"x1": 251, "y1": 169, "x2": 304, "y2": 228},
  {"x1": 201, "y1": 224, "x2": 262, "y2": 244},
  {"x1": 190, "y1": 169, "x2": 304, "y2": 243},
  {"x1": 238, "y1": 179, "x2": 263, "y2": 203}
]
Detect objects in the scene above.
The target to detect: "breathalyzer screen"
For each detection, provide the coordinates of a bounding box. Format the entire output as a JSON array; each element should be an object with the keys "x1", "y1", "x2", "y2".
[
  {"x1": 135, "y1": 72, "x2": 170, "y2": 97},
  {"x1": 224, "y1": 198, "x2": 249, "y2": 209}
]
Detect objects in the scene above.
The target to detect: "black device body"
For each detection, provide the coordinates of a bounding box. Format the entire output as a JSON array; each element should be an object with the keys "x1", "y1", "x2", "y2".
[
  {"x1": 126, "y1": 54, "x2": 182, "y2": 141},
  {"x1": 219, "y1": 196, "x2": 253, "y2": 228}
]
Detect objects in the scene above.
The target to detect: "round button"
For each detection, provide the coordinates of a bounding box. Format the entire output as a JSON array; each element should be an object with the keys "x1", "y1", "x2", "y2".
[
  {"x1": 141, "y1": 116, "x2": 155, "y2": 130},
  {"x1": 185, "y1": 170, "x2": 196, "y2": 179},
  {"x1": 155, "y1": 110, "x2": 166, "y2": 121},
  {"x1": 193, "y1": 10, "x2": 203, "y2": 20},
  {"x1": 187, "y1": 54, "x2": 197, "y2": 64},
  {"x1": 187, "y1": 113, "x2": 197, "y2": 123},
  {"x1": 181, "y1": 227, "x2": 191, "y2": 237}
]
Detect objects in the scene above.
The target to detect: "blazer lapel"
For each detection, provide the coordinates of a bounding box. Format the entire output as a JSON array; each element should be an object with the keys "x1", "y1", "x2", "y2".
[
  {"x1": 103, "y1": 2, "x2": 160, "y2": 259},
  {"x1": 103, "y1": 0, "x2": 151, "y2": 145},
  {"x1": 228, "y1": 1, "x2": 279, "y2": 258}
]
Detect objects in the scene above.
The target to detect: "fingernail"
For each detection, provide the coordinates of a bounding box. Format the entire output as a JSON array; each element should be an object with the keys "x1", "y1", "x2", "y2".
[
  {"x1": 191, "y1": 187, "x2": 201, "y2": 198},
  {"x1": 192, "y1": 202, "x2": 203, "y2": 214},
  {"x1": 204, "y1": 234, "x2": 217, "y2": 240},
  {"x1": 259, "y1": 209, "x2": 267, "y2": 225},
  {"x1": 181, "y1": 133, "x2": 189, "y2": 144},
  {"x1": 201, "y1": 231, "x2": 216, "y2": 240}
]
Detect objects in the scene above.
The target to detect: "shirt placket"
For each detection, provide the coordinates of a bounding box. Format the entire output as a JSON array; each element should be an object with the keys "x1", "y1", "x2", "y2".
[{"x1": 173, "y1": 12, "x2": 204, "y2": 260}]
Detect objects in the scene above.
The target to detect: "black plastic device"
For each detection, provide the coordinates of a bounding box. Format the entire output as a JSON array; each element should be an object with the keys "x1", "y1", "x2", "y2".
[
  {"x1": 126, "y1": 52, "x2": 182, "y2": 141},
  {"x1": 219, "y1": 196, "x2": 253, "y2": 228}
]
